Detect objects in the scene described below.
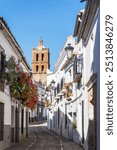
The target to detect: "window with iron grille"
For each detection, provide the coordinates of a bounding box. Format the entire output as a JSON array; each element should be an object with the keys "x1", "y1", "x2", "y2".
[
  {"x1": 0, "y1": 102, "x2": 4, "y2": 141},
  {"x1": 61, "y1": 78, "x2": 63, "y2": 90}
]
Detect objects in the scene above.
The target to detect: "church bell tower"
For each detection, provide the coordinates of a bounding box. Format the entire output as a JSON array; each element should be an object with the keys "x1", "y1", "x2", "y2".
[{"x1": 32, "y1": 38, "x2": 50, "y2": 85}]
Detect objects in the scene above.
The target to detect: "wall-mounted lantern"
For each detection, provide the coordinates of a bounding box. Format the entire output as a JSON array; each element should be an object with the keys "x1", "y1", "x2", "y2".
[
  {"x1": 65, "y1": 43, "x2": 74, "y2": 59},
  {"x1": 76, "y1": 56, "x2": 82, "y2": 74},
  {"x1": 51, "y1": 80, "x2": 55, "y2": 88}
]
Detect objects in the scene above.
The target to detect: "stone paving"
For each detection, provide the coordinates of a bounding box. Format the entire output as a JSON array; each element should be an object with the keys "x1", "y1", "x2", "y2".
[{"x1": 6, "y1": 121, "x2": 83, "y2": 150}]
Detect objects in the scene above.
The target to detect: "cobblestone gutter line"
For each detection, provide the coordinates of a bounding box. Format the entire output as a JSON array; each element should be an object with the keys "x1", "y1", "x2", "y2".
[
  {"x1": 25, "y1": 129, "x2": 37, "y2": 150},
  {"x1": 43, "y1": 127, "x2": 63, "y2": 150}
]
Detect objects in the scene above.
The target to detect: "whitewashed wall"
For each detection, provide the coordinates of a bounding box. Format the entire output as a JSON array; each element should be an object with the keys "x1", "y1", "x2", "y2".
[
  {"x1": 83, "y1": 7, "x2": 100, "y2": 150},
  {"x1": 0, "y1": 30, "x2": 29, "y2": 126},
  {"x1": 47, "y1": 35, "x2": 78, "y2": 139}
]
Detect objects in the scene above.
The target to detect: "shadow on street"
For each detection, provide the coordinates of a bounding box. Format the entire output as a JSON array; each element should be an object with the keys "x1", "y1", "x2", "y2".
[{"x1": 6, "y1": 121, "x2": 83, "y2": 150}]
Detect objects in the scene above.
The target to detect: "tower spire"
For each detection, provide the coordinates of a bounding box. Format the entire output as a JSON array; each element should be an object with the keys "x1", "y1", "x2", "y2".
[{"x1": 39, "y1": 36, "x2": 43, "y2": 46}]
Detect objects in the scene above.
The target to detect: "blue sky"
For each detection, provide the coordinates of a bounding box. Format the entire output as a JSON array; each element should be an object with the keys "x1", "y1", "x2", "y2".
[{"x1": 0, "y1": 0, "x2": 85, "y2": 71}]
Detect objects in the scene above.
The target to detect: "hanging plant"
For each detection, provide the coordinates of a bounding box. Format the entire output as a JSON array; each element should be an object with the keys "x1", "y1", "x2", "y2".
[{"x1": 5, "y1": 56, "x2": 38, "y2": 110}]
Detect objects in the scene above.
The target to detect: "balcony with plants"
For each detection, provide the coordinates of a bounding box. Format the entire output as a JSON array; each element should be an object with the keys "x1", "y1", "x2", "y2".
[{"x1": 64, "y1": 82, "x2": 73, "y2": 101}]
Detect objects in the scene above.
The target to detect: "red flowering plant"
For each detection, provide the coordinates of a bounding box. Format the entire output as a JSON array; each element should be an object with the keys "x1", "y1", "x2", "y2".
[{"x1": 5, "y1": 56, "x2": 38, "y2": 110}]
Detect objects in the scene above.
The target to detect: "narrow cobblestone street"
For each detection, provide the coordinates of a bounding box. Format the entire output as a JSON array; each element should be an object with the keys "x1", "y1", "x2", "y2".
[{"x1": 6, "y1": 121, "x2": 83, "y2": 150}]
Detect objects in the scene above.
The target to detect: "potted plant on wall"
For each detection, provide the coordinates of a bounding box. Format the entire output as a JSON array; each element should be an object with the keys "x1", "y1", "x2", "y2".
[
  {"x1": 72, "y1": 121, "x2": 77, "y2": 129},
  {"x1": 64, "y1": 82, "x2": 73, "y2": 101}
]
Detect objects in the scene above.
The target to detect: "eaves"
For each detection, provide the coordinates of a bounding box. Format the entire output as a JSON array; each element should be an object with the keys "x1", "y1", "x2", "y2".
[
  {"x1": 0, "y1": 17, "x2": 31, "y2": 71},
  {"x1": 78, "y1": 0, "x2": 99, "y2": 42}
]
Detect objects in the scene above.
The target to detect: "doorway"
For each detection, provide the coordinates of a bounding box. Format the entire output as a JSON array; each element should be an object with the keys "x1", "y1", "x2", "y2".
[{"x1": 87, "y1": 81, "x2": 97, "y2": 150}]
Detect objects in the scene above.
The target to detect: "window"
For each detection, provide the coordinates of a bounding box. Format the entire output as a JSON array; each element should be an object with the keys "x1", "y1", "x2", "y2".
[
  {"x1": 54, "y1": 87, "x2": 56, "y2": 97},
  {"x1": 87, "y1": 74, "x2": 97, "y2": 149},
  {"x1": 65, "y1": 105, "x2": 67, "y2": 129},
  {"x1": 53, "y1": 115, "x2": 55, "y2": 128},
  {"x1": 36, "y1": 54, "x2": 39, "y2": 61},
  {"x1": 61, "y1": 78, "x2": 64, "y2": 90},
  {"x1": 69, "y1": 69, "x2": 72, "y2": 76},
  {"x1": 36, "y1": 65, "x2": 39, "y2": 72},
  {"x1": 0, "y1": 103, "x2": 4, "y2": 141},
  {"x1": 57, "y1": 83, "x2": 60, "y2": 94},
  {"x1": 42, "y1": 53, "x2": 44, "y2": 61},
  {"x1": 77, "y1": 79, "x2": 81, "y2": 90},
  {"x1": 58, "y1": 108, "x2": 60, "y2": 129},
  {"x1": 0, "y1": 51, "x2": 6, "y2": 79},
  {"x1": 0, "y1": 48, "x2": 6, "y2": 92},
  {"x1": 42, "y1": 65, "x2": 44, "y2": 72}
]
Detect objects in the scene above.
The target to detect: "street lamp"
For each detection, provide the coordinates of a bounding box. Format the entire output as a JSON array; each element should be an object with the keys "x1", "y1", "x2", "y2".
[
  {"x1": 65, "y1": 43, "x2": 74, "y2": 59},
  {"x1": 51, "y1": 80, "x2": 55, "y2": 88}
]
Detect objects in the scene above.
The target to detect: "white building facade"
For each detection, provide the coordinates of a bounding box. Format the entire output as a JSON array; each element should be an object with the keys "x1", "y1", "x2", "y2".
[
  {"x1": 0, "y1": 17, "x2": 31, "y2": 150},
  {"x1": 47, "y1": 35, "x2": 83, "y2": 141},
  {"x1": 47, "y1": 0, "x2": 100, "y2": 150},
  {"x1": 74, "y1": 0, "x2": 100, "y2": 149}
]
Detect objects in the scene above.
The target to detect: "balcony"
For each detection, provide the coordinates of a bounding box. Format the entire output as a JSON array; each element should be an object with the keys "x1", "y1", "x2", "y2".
[
  {"x1": 55, "y1": 96, "x2": 60, "y2": 100},
  {"x1": 63, "y1": 83, "x2": 73, "y2": 101}
]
